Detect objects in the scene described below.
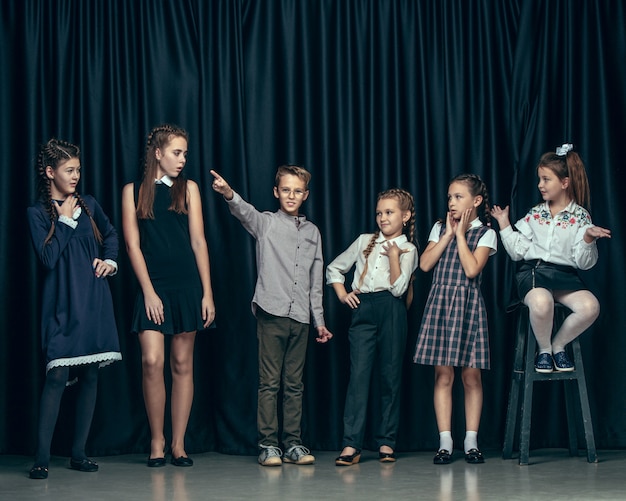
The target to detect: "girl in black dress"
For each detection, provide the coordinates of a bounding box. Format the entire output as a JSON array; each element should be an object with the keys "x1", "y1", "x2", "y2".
[
  {"x1": 27, "y1": 138, "x2": 122, "y2": 479},
  {"x1": 122, "y1": 124, "x2": 215, "y2": 467}
]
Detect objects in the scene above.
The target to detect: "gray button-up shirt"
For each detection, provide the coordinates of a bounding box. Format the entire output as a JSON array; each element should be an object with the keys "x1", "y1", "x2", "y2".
[{"x1": 227, "y1": 192, "x2": 326, "y2": 328}]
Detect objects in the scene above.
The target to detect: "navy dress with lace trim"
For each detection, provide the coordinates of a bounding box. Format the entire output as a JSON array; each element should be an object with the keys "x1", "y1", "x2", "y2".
[{"x1": 27, "y1": 195, "x2": 122, "y2": 373}]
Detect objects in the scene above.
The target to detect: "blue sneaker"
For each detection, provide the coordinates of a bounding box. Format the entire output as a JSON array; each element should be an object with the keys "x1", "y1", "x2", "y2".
[
  {"x1": 553, "y1": 351, "x2": 575, "y2": 372},
  {"x1": 535, "y1": 353, "x2": 554, "y2": 373}
]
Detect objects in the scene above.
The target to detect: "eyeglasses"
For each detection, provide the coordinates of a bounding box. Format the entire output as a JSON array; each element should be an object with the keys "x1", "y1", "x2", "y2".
[{"x1": 278, "y1": 188, "x2": 307, "y2": 197}]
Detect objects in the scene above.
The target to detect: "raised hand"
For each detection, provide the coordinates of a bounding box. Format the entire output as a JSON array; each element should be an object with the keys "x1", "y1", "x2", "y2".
[
  {"x1": 54, "y1": 195, "x2": 78, "y2": 219},
  {"x1": 209, "y1": 170, "x2": 234, "y2": 200},
  {"x1": 585, "y1": 225, "x2": 611, "y2": 241},
  {"x1": 490, "y1": 205, "x2": 511, "y2": 229}
]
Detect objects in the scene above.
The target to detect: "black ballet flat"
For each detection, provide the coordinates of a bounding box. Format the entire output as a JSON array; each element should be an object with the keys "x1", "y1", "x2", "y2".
[
  {"x1": 433, "y1": 449, "x2": 452, "y2": 465},
  {"x1": 69, "y1": 457, "x2": 99, "y2": 472},
  {"x1": 335, "y1": 449, "x2": 361, "y2": 466},
  {"x1": 378, "y1": 451, "x2": 396, "y2": 463},
  {"x1": 29, "y1": 465, "x2": 49, "y2": 479},
  {"x1": 464, "y1": 448, "x2": 485, "y2": 464},
  {"x1": 171, "y1": 455, "x2": 193, "y2": 467},
  {"x1": 147, "y1": 456, "x2": 166, "y2": 467}
]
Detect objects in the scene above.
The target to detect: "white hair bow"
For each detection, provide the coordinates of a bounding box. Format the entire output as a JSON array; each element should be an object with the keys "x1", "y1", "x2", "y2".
[{"x1": 556, "y1": 143, "x2": 574, "y2": 156}]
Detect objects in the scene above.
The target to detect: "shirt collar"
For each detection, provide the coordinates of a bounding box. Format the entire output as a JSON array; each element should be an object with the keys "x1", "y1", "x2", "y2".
[
  {"x1": 541, "y1": 200, "x2": 576, "y2": 215},
  {"x1": 155, "y1": 175, "x2": 174, "y2": 187},
  {"x1": 375, "y1": 233, "x2": 408, "y2": 245},
  {"x1": 469, "y1": 217, "x2": 483, "y2": 229}
]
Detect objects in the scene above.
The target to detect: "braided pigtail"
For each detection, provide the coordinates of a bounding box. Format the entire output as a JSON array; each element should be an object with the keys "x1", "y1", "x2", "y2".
[
  {"x1": 35, "y1": 138, "x2": 81, "y2": 245},
  {"x1": 357, "y1": 231, "x2": 379, "y2": 289},
  {"x1": 137, "y1": 124, "x2": 189, "y2": 219},
  {"x1": 75, "y1": 193, "x2": 103, "y2": 244}
]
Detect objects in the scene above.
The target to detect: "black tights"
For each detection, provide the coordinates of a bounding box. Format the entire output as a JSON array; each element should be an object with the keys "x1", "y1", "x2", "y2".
[{"x1": 34, "y1": 364, "x2": 99, "y2": 467}]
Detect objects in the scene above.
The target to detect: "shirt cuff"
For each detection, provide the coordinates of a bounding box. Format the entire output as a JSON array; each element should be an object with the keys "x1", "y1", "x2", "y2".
[
  {"x1": 58, "y1": 215, "x2": 78, "y2": 229},
  {"x1": 499, "y1": 225, "x2": 514, "y2": 238},
  {"x1": 104, "y1": 259, "x2": 118, "y2": 276}
]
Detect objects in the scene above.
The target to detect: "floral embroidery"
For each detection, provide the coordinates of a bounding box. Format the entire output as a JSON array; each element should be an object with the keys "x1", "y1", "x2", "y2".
[{"x1": 525, "y1": 204, "x2": 591, "y2": 229}]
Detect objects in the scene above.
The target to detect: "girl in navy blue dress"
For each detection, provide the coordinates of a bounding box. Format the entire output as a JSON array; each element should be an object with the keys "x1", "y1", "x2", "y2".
[
  {"x1": 122, "y1": 124, "x2": 215, "y2": 467},
  {"x1": 27, "y1": 139, "x2": 122, "y2": 479},
  {"x1": 413, "y1": 174, "x2": 496, "y2": 465}
]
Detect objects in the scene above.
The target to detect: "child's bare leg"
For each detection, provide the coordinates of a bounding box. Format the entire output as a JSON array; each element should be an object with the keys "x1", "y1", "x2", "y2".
[
  {"x1": 139, "y1": 330, "x2": 166, "y2": 459},
  {"x1": 434, "y1": 365, "x2": 454, "y2": 451},
  {"x1": 461, "y1": 367, "x2": 482, "y2": 452},
  {"x1": 170, "y1": 331, "x2": 196, "y2": 459}
]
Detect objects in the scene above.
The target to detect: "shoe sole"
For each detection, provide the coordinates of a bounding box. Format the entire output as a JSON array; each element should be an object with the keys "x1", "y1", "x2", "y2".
[
  {"x1": 554, "y1": 366, "x2": 575, "y2": 372},
  {"x1": 335, "y1": 454, "x2": 361, "y2": 466},
  {"x1": 535, "y1": 367, "x2": 554, "y2": 373},
  {"x1": 259, "y1": 459, "x2": 282, "y2": 466},
  {"x1": 283, "y1": 458, "x2": 315, "y2": 465}
]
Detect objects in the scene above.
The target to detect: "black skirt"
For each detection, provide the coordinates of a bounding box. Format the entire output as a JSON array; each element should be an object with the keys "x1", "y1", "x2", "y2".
[{"x1": 516, "y1": 260, "x2": 587, "y2": 300}]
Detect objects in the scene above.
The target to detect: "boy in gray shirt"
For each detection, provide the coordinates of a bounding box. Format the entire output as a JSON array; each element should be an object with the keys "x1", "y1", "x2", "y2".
[{"x1": 210, "y1": 165, "x2": 332, "y2": 466}]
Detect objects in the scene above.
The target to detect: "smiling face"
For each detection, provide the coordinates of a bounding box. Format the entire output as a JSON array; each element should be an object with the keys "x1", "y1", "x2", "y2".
[
  {"x1": 46, "y1": 157, "x2": 81, "y2": 200},
  {"x1": 447, "y1": 181, "x2": 481, "y2": 220},
  {"x1": 376, "y1": 197, "x2": 409, "y2": 239},
  {"x1": 155, "y1": 135, "x2": 188, "y2": 179},
  {"x1": 273, "y1": 173, "x2": 309, "y2": 216},
  {"x1": 537, "y1": 166, "x2": 569, "y2": 205}
]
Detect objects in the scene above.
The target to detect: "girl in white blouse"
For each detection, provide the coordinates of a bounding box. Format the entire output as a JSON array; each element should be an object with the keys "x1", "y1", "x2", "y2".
[{"x1": 491, "y1": 144, "x2": 611, "y2": 373}]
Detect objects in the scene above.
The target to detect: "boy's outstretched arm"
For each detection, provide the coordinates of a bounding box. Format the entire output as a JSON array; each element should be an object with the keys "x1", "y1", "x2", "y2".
[{"x1": 210, "y1": 169, "x2": 234, "y2": 200}]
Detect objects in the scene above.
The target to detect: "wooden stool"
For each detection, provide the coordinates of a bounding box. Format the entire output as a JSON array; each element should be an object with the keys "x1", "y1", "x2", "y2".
[{"x1": 502, "y1": 304, "x2": 597, "y2": 465}]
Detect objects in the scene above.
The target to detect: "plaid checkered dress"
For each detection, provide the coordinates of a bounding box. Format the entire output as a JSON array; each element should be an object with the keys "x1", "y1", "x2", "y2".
[{"x1": 413, "y1": 225, "x2": 490, "y2": 369}]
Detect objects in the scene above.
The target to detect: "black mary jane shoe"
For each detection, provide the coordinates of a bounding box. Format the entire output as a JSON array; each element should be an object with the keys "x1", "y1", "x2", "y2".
[
  {"x1": 378, "y1": 451, "x2": 397, "y2": 463},
  {"x1": 464, "y1": 448, "x2": 485, "y2": 464},
  {"x1": 171, "y1": 455, "x2": 194, "y2": 467},
  {"x1": 147, "y1": 456, "x2": 166, "y2": 468},
  {"x1": 433, "y1": 449, "x2": 452, "y2": 465},
  {"x1": 69, "y1": 457, "x2": 99, "y2": 472},
  {"x1": 29, "y1": 466, "x2": 49, "y2": 479},
  {"x1": 335, "y1": 449, "x2": 362, "y2": 466}
]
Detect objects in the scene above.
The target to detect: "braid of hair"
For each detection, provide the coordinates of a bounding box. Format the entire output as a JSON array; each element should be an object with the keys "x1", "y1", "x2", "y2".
[
  {"x1": 35, "y1": 138, "x2": 80, "y2": 245},
  {"x1": 75, "y1": 193, "x2": 103, "y2": 244},
  {"x1": 138, "y1": 124, "x2": 189, "y2": 219},
  {"x1": 357, "y1": 231, "x2": 379, "y2": 289}
]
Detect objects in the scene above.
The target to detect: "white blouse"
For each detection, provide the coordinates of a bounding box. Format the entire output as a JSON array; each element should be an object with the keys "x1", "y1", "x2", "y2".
[
  {"x1": 499, "y1": 200, "x2": 598, "y2": 270},
  {"x1": 326, "y1": 233, "x2": 418, "y2": 297}
]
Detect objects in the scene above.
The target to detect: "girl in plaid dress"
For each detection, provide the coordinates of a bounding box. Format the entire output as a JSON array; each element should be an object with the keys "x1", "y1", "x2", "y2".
[
  {"x1": 327, "y1": 189, "x2": 418, "y2": 465},
  {"x1": 413, "y1": 174, "x2": 496, "y2": 465}
]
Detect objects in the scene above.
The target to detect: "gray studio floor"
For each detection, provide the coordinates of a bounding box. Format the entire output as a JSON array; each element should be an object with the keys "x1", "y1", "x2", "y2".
[{"x1": 2, "y1": 449, "x2": 626, "y2": 501}]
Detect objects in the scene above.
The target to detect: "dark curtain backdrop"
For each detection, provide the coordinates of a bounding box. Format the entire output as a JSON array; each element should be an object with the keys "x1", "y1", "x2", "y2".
[{"x1": 1, "y1": 0, "x2": 625, "y2": 457}]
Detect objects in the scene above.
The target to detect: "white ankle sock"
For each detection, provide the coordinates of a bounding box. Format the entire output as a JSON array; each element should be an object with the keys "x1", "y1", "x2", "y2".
[
  {"x1": 439, "y1": 431, "x2": 453, "y2": 452},
  {"x1": 464, "y1": 431, "x2": 478, "y2": 453}
]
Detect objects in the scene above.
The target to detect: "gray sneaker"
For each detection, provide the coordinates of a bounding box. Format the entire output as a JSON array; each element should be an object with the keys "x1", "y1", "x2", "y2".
[
  {"x1": 283, "y1": 445, "x2": 315, "y2": 465},
  {"x1": 258, "y1": 445, "x2": 283, "y2": 466}
]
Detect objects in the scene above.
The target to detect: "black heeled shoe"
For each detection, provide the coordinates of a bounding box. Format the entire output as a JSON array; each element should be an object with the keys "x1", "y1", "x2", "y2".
[
  {"x1": 379, "y1": 451, "x2": 396, "y2": 463},
  {"x1": 147, "y1": 455, "x2": 166, "y2": 467},
  {"x1": 335, "y1": 448, "x2": 361, "y2": 466},
  {"x1": 69, "y1": 457, "x2": 98, "y2": 472},
  {"x1": 171, "y1": 455, "x2": 193, "y2": 467}
]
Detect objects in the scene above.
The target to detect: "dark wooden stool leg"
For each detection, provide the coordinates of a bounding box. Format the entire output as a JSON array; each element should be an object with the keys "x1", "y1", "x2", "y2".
[
  {"x1": 502, "y1": 308, "x2": 527, "y2": 459},
  {"x1": 571, "y1": 338, "x2": 598, "y2": 463},
  {"x1": 518, "y1": 318, "x2": 537, "y2": 466}
]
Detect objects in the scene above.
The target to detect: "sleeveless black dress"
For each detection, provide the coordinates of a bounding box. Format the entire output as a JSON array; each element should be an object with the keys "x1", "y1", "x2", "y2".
[{"x1": 131, "y1": 182, "x2": 205, "y2": 335}]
